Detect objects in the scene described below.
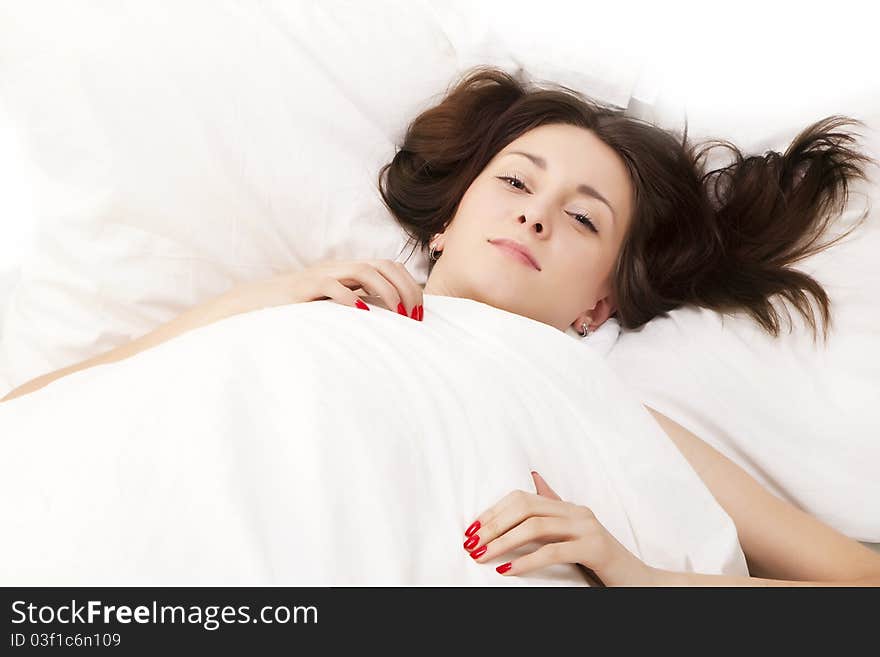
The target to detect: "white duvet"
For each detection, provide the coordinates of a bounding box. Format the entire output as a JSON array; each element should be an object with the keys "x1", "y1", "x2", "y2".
[{"x1": 0, "y1": 294, "x2": 747, "y2": 585}]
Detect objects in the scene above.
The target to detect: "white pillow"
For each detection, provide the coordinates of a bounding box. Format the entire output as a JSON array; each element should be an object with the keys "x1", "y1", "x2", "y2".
[
  {"x1": 607, "y1": 111, "x2": 880, "y2": 542},
  {"x1": 425, "y1": 1, "x2": 645, "y2": 110},
  {"x1": 0, "y1": 0, "x2": 645, "y2": 395}
]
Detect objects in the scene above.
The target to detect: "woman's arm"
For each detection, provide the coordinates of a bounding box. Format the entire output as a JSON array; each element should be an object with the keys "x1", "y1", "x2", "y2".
[
  {"x1": 644, "y1": 406, "x2": 880, "y2": 586},
  {"x1": 1, "y1": 258, "x2": 425, "y2": 404},
  {"x1": 0, "y1": 291, "x2": 241, "y2": 403}
]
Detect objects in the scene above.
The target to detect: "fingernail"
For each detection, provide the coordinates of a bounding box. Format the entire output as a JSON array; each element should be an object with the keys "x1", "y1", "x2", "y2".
[
  {"x1": 397, "y1": 302, "x2": 407, "y2": 316},
  {"x1": 470, "y1": 545, "x2": 487, "y2": 560},
  {"x1": 496, "y1": 562, "x2": 512, "y2": 574},
  {"x1": 410, "y1": 304, "x2": 418, "y2": 319},
  {"x1": 465, "y1": 520, "x2": 481, "y2": 537},
  {"x1": 355, "y1": 299, "x2": 370, "y2": 311},
  {"x1": 463, "y1": 535, "x2": 479, "y2": 551},
  {"x1": 418, "y1": 305, "x2": 423, "y2": 321}
]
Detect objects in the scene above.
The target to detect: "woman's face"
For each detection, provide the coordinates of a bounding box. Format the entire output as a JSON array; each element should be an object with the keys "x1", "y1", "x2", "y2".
[{"x1": 423, "y1": 123, "x2": 635, "y2": 334}]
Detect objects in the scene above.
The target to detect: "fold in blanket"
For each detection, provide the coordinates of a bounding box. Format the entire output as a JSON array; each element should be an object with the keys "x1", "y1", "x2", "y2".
[{"x1": 0, "y1": 294, "x2": 747, "y2": 585}]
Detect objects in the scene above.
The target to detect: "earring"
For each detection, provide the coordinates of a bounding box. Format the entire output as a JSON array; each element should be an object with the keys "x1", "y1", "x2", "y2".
[
  {"x1": 430, "y1": 242, "x2": 442, "y2": 261},
  {"x1": 579, "y1": 322, "x2": 592, "y2": 338}
]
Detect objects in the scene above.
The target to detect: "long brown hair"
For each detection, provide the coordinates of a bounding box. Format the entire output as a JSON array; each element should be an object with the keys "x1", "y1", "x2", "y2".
[{"x1": 377, "y1": 65, "x2": 876, "y2": 344}]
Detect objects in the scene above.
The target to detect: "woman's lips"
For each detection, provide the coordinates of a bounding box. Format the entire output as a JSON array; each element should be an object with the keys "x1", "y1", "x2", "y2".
[{"x1": 489, "y1": 239, "x2": 541, "y2": 270}]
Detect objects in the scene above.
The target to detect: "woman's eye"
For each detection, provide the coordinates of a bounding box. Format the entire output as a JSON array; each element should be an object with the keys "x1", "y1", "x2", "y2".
[
  {"x1": 499, "y1": 175, "x2": 527, "y2": 191},
  {"x1": 498, "y1": 176, "x2": 599, "y2": 235},
  {"x1": 568, "y1": 212, "x2": 599, "y2": 234}
]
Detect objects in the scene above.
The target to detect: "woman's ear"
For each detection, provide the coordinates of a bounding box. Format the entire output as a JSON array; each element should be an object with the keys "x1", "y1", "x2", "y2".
[{"x1": 572, "y1": 295, "x2": 616, "y2": 334}]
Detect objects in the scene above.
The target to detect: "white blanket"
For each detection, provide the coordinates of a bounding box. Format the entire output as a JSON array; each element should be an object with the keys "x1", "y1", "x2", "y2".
[{"x1": 0, "y1": 294, "x2": 747, "y2": 585}]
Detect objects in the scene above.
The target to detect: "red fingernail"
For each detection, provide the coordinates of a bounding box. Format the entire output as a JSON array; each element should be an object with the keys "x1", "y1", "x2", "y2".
[
  {"x1": 465, "y1": 520, "x2": 481, "y2": 537},
  {"x1": 463, "y1": 535, "x2": 479, "y2": 551},
  {"x1": 470, "y1": 545, "x2": 488, "y2": 560},
  {"x1": 418, "y1": 305, "x2": 423, "y2": 321},
  {"x1": 410, "y1": 304, "x2": 418, "y2": 319},
  {"x1": 397, "y1": 302, "x2": 407, "y2": 316},
  {"x1": 496, "y1": 562, "x2": 512, "y2": 574},
  {"x1": 355, "y1": 299, "x2": 370, "y2": 311}
]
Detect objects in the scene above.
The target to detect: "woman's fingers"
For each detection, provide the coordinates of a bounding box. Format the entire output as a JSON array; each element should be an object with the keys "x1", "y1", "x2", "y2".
[
  {"x1": 531, "y1": 470, "x2": 562, "y2": 500},
  {"x1": 325, "y1": 264, "x2": 401, "y2": 315},
  {"x1": 465, "y1": 489, "x2": 579, "y2": 548},
  {"x1": 329, "y1": 259, "x2": 423, "y2": 320},
  {"x1": 493, "y1": 540, "x2": 589, "y2": 577},
  {"x1": 466, "y1": 516, "x2": 580, "y2": 564},
  {"x1": 369, "y1": 260, "x2": 424, "y2": 319},
  {"x1": 323, "y1": 279, "x2": 375, "y2": 310},
  {"x1": 335, "y1": 262, "x2": 400, "y2": 309}
]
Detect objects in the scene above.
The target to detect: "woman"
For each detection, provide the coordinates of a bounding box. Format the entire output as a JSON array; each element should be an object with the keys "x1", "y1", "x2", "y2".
[{"x1": 3, "y1": 66, "x2": 879, "y2": 585}]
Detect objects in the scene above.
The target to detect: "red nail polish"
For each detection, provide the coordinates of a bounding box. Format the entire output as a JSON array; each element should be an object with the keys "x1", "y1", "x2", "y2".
[
  {"x1": 496, "y1": 562, "x2": 512, "y2": 574},
  {"x1": 355, "y1": 299, "x2": 370, "y2": 311},
  {"x1": 465, "y1": 520, "x2": 481, "y2": 537},
  {"x1": 418, "y1": 305, "x2": 423, "y2": 321},
  {"x1": 470, "y1": 545, "x2": 488, "y2": 560},
  {"x1": 410, "y1": 304, "x2": 418, "y2": 319},
  {"x1": 397, "y1": 302, "x2": 407, "y2": 316},
  {"x1": 463, "y1": 535, "x2": 479, "y2": 550}
]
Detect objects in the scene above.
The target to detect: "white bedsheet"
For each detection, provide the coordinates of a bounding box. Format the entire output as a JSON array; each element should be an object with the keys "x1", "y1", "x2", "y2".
[{"x1": 0, "y1": 294, "x2": 747, "y2": 585}]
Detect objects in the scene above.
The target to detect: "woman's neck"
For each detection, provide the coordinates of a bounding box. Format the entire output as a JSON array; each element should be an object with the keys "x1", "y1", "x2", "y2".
[{"x1": 422, "y1": 271, "x2": 454, "y2": 297}]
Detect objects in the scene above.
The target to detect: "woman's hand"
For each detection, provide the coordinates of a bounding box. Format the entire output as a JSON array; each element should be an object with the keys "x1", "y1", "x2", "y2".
[
  {"x1": 462, "y1": 471, "x2": 657, "y2": 586},
  {"x1": 219, "y1": 258, "x2": 424, "y2": 321}
]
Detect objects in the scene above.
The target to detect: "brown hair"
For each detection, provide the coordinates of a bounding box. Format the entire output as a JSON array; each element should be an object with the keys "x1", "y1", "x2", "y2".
[{"x1": 377, "y1": 65, "x2": 876, "y2": 344}]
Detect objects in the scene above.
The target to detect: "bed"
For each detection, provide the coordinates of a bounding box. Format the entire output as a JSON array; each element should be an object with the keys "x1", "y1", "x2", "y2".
[{"x1": 1, "y1": 1, "x2": 878, "y2": 584}]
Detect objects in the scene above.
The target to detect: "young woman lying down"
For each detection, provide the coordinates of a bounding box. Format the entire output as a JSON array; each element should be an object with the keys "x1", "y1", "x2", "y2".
[{"x1": 4, "y1": 66, "x2": 878, "y2": 587}]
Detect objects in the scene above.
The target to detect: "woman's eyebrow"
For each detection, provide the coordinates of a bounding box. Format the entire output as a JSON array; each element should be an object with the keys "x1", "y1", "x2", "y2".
[{"x1": 504, "y1": 150, "x2": 617, "y2": 225}]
